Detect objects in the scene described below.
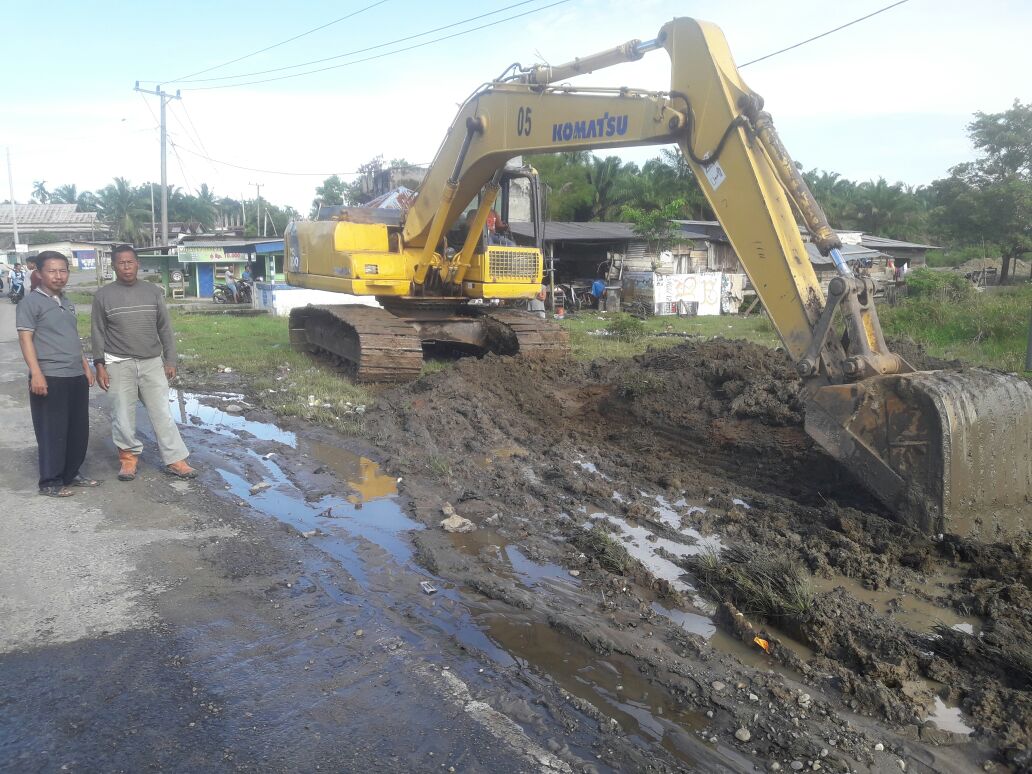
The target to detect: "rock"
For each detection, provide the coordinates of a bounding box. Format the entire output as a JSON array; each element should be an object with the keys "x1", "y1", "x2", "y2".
[
  {"x1": 769, "y1": 764, "x2": 781, "y2": 772},
  {"x1": 355, "y1": 629, "x2": 364, "y2": 637},
  {"x1": 706, "y1": 710, "x2": 714, "y2": 718},
  {"x1": 440, "y1": 513, "x2": 475, "y2": 533},
  {"x1": 300, "y1": 529, "x2": 318, "y2": 538},
  {"x1": 874, "y1": 743, "x2": 885, "y2": 752},
  {"x1": 225, "y1": 404, "x2": 243, "y2": 413},
  {"x1": 249, "y1": 481, "x2": 271, "y2": 495},
  {"x1": 441, "y1": 502, "x2": 456, "y2": 517},
  {"x1": 735, "y1": 728, "x2": 752, "y2": 743},
  {"x1": 711, "y1": 681, "x2": 727, "y2": 692},
  {"x1": 749, "y1": 693, "x2": 759, "y2": 702},
  {"x1": 797, "y1": 693, "x2": 812, "y2": 708},
  {"x1": 569, "y1": 569, "x2": 581, "y2": 577},
  {"x1": 791, "y1": 762, "x2": 804, "y2": 772}
]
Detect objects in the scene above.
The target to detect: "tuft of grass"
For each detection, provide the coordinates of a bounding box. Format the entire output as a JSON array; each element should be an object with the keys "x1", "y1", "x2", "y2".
[
  {"x1": 426, "y1": 454, "x2": 452, "y2": 479},
  {"x1": 572, "y1": 524, "x2": 635, "y2": 575},
  {"x1": 606, "y1": 313, "x2": 647, "y2": 341},
  {"x1": 689, "y1": 545, "x2": 815, "y2": 626}
]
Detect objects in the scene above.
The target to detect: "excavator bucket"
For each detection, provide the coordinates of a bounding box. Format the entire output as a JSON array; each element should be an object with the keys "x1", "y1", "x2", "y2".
[{"x1": 804, "y1": 369, "x2": 1032, "y2": 539}]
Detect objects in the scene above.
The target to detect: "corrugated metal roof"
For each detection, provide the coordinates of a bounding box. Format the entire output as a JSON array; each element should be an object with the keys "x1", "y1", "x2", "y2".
[
  {"x1": 860, "y1": 234, "x2": 939, "y2": 250},
  {"x1": 510, "y1": 221, "x2": 637, "y2": 241},
  {"x1": 177, "y1": 238, "x2": 283, "y2": 248},
  {"x1": 805, "y1": 243, "x2": 887, "y2": 266},
  {"x1": 0, "y1": 203, "x2": 99, "y2": 225}
]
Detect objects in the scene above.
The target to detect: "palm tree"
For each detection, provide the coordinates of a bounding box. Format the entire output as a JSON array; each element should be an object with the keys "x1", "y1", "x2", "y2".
[
  {"x1": 587, "y1": 156, "x2": 630, "y2": 221},
  {"x1": 50, "y1": 184, "x2": 78, "y2": 205},
  {"x1": 31, "y1": 180, "x2": 50, "y2": 204},
  {"x1": 98, "y1": 177, "x2": 149, "y2": 243}
]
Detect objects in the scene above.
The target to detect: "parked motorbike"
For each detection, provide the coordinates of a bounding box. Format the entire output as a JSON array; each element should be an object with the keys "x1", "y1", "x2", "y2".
[
  {"x1": 8, "y1": 281, "x2": 24, "y2": 304},
  {"x1": 212, "y1": 279, "x2": 253, "y2": 305}
]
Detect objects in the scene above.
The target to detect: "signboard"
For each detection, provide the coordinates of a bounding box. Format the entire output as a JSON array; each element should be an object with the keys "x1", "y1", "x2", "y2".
[
  {"x1": 73, "y1": 249, "x2": 97, "y2": 271},
  {"x1": 178, "y1": 246, "x2": 252, "y2": 263},
  {"x1": 178, "y1": 246, "x2": 225, "y2": 263}
]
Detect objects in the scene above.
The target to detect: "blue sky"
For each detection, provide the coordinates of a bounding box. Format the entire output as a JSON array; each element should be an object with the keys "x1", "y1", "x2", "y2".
[{"x1": 3, "y1": 0, "x2": 1030, "y2": 212}]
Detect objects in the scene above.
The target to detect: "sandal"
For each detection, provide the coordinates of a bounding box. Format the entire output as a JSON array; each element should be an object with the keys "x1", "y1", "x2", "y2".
[
  {"x1": 39, "y1": 486, "x2": 75, "y2": 498},
  {"x1": 68, "y1": 476, "x2": 103, "y2": 487}
]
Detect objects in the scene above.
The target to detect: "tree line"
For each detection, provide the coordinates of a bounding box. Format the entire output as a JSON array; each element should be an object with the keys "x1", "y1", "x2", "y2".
[{"x1": 25, "y1": 179, "x2": 299, "y2": 246}]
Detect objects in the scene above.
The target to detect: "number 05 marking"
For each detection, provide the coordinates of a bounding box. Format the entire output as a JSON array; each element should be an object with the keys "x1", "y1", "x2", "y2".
[{"x1": 517, "y1": 106, "x2": 532, "y2": 136}]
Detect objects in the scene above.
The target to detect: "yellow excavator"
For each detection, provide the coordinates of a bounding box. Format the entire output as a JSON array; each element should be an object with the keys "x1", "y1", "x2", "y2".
[{"x1": 285, "y1": 17, "x2": 1032, "y2": 539}]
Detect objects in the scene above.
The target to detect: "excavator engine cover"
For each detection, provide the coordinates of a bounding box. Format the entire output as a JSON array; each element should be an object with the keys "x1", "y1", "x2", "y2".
[{"x1": 804, "y1": 369, "x2": 1032, "y2": 539}]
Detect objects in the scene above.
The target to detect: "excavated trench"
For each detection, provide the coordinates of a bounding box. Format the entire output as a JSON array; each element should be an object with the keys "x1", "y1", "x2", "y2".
[{"x1": 357, "y1": 338, "x2": 1032, "y2": 772}]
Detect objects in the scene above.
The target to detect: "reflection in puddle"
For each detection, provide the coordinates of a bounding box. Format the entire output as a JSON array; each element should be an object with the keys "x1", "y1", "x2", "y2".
[
  {"x1": 219, "y1": 451, "x2": 420, "y2": 577},
  {"x1": 650, "y1": 601, "x2": 715, "y2": 639},
  {"x1": 309, "y1": 441, "x2": 398, "y2": 503},
  {"x1": 170, "y1": 390, "x2": 297, "y2": 447},
  {"x1": 588, "y1": 512, "x2": 721, "y2": 596},
  {"x1": 477, "y1": 611, "x2": 710, "y2": 766},
  {"x1": 504, "y1": 545, "x2": 580, "y2": 589},
  {"x1": 927, "y1": 695, "x2": 974, "y2": 736}
]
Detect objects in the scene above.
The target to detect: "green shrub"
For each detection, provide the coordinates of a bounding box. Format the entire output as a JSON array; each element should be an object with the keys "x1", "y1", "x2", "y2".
[
  {"x1": 606, "y1": 313, "x2": 647, "y2": 341},
  {"x1": 905, "y1": 268, "x2": 974, "y2": 303}
]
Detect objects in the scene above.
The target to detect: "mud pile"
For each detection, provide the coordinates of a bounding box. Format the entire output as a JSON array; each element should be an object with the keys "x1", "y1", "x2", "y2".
[{"x1": 363, "y1": 339, "x2": 1030, "y2": 771}]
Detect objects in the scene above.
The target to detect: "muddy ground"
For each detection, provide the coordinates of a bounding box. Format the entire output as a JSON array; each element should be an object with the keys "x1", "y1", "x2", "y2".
[
  {"x1": 347, "y1": 336, "x2": 1030, "y2": 773},
  {"x1": 6, "y1": 292, "x2": 1029, "y2": 772}
]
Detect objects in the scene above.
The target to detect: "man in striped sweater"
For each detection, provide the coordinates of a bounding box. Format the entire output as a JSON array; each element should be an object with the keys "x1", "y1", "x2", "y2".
[{"x1": 91, "y1": 245, "x2": 197, "y2": 481}]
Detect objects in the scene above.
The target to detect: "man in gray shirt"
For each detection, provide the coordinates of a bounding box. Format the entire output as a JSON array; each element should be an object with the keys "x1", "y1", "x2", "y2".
[
  {"x1": 16, "y1": 251, "x2": 100, "y2": 496},
  {"x1": 92, "y1": 245, "x2": 197, "y2": 481}
]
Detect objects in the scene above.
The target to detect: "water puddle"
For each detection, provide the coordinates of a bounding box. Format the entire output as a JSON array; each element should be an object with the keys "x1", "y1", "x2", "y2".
[
  {"x1": 811, "y1": 574, "x2": 981, "y2": 635},
  {"x1": 588, "y1": 512, "x2": 721, "y2": 597},
  {"x1": 170, "y1": 390, "x2": 297, "y2": 447},
  {"x1": 476, "y1": 610, "x2": 712, "y2": 766},
  {"x1": 926, "y1": 695, "x2": 975, "y2": 736},
  {"x1": 309, "y1": 441, "x2": 398, "y2": 503},
  {"x1": 219, "y1": 450, "x2": 421, "y2": 578},
  {"x1": 504, "y1": 545, "x2": 580, "y2": 589}
]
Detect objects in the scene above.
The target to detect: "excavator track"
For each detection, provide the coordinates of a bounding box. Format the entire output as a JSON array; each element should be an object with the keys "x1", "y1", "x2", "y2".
[
  {"x1": 475, "y1": 308, "x2": 571, "y2": 358},
  {"x1": 289, "y1": 305, "x2": 423, "y2": 383}
]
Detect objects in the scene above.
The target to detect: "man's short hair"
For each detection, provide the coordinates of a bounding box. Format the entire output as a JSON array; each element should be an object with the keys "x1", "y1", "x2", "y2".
[
  {"x1": 36, "y1": 251, "x2": 69, "y2": 271},
  {"x1": 112, "y1": 244, "x2": 138, "y2": 261}
]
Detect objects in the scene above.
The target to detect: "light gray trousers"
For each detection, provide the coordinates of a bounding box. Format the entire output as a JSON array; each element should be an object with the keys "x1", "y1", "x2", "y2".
[{"x1": 107, "y1": 356, "x2": 189, "y2": 465}]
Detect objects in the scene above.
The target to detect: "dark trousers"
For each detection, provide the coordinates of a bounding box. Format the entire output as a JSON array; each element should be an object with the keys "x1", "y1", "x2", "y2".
[{"x1": 29, "y1": 374, "x2": 89, "y2": 489}]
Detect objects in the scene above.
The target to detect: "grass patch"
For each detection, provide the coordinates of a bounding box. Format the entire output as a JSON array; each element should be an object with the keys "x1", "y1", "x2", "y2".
[
  {"x1": 560, "y1": 312, "x2": 778, "y2": 361},
  {"x1": 572, "y1": 524, "x2": 636, "y2": 575},
  {"x1": 880, "y1": 283, "x2": 1032, "y2": 374},
  {"x1": 169, "y1": 312, "x2": 372, "y2": 433},
  {"x1": 689, "y1": 545, "x2": 816, "y2": 626}
]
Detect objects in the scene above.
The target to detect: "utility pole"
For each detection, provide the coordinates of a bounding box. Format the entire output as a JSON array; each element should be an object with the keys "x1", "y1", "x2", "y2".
[
  {"x1": 150, "y1": 183, "x2": 157, "y2": 246},
  {"x1": 6, "y1": 147, "x2": 19, "y2": 248},
  {"x1": 135, "y1": 83, "x2": 180, "y2": 245},
  {"x1": 249, "y1": 182, "x2": 263, "y2": 237}
]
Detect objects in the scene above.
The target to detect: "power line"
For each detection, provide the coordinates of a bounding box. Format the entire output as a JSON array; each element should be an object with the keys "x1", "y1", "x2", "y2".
[
  {"x1": 180, "y1": 0, "x2": 572, "y2": 91},
  {"x1": 160, "y1": 0, "x2": 390, "y2": 84},
  {"x1": 168, "y1": 140, "x2": 361, "y2": 176},
  {"x1": 172, "y1": 0, "x2": 545, "y2": 85},
  {"x1": 740, "y1": 0, "x2": 912, "y2": 67}
]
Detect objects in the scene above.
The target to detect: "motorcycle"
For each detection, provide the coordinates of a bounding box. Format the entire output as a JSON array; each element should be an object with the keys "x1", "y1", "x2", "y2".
[
  {"x1": 8, "y1": 279, "x2": 24, "y2": 304},
  {"x1": 212, "y1": 279, "x2": 253, "y2": 305}
]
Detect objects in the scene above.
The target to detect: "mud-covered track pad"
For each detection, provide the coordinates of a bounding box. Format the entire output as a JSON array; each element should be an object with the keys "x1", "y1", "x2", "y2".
[
  {"x1": 289, "y1": 305, "x2": 424, "y2": 383},
  {"x1": 477, "y1": 309, "x2": 570, "y2": 357}
]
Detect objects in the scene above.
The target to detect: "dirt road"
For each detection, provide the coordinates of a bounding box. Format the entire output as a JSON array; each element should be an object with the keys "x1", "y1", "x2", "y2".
[{"x1": 2, "y1": 298, "x2": 1028, "y2": 773}]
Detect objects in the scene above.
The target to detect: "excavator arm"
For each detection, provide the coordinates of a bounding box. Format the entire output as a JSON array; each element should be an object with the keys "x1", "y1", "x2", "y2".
[{"x1": 396, "y1": 17, "x2": 1031, "y2": 537}]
